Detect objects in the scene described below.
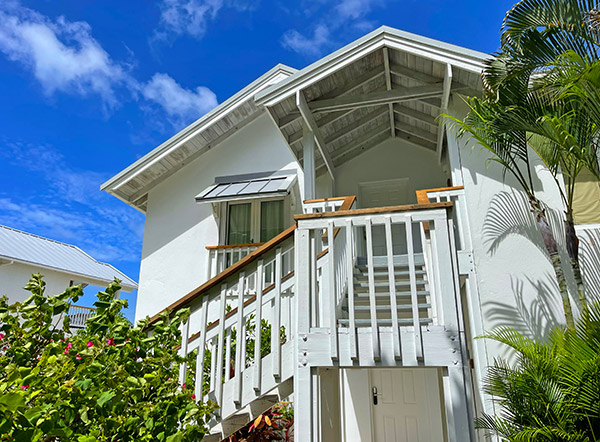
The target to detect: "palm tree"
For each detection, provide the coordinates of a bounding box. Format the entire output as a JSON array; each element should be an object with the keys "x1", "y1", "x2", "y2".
[
  {"x1": 477, "y1": 301, "x2": 600, "y2": 441},
  {"x1": 449, "y1": 0, "x2": 600, "y2": 325}
]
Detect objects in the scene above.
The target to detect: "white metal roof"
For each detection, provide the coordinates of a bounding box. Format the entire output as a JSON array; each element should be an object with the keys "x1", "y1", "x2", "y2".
[
  {"x1": 0, "y1": 224, "x2": 137, "y2": 291},
  {"x1": 101, "y1": 64, "x2": 297, "y2": 213},
  {"x1": 195, "y1": 170, "x2": 297, "y2": 203}
]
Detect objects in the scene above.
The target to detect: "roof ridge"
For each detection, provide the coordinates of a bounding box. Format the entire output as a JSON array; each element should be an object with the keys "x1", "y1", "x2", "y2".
[{"x1": 0, "y1": 224, "x2": 82, "y2": 251}]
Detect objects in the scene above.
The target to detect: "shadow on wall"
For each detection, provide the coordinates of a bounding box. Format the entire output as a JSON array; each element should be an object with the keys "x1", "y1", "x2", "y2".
[
  {"x1": 578, "y1": 227, "x2": 600, "y2": 300},
  {"x1": 484, "y1": 275, "x2": 562, "y2": 342},
  {"x1": 482, "y1": 190, "x2": 579, "y2": 302}
]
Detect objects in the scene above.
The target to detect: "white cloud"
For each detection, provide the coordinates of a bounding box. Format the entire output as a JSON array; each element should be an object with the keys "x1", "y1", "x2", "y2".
[
  {"x1": 281, "y1": 0, "x2": 384, "y2": 56},
  {"x1": 282, "y1": 24, "x2": 330, "y2": 57},
  {"x1": 0, "y1": 3, "x2": 219, "y2": 129},
  {"x1": 0, "y1": 3, "x2": 124, "y2": 104},
  {"x1": 140, "y1": 73, "x2": 218, "y2": 126},
  {"x1": 157, "y1": 0, "x2": 224, "y2": 39},
  {"x1": 153, "y1": 0, "x2": 255, "y2": 41},
  {"x1": 0, "y1": 142, "x2": 144, "y2": 264}
]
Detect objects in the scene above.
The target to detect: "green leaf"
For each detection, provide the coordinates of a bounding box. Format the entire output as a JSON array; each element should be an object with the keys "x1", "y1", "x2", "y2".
[
  {"x1": 166, "y1": 431, "x2": 184, "y2": 442},
  {"x1": 96, "y1": 391, "x2": 116, "y2": 408},
  {"x1": 0, "y1": 393, "x2": 26, "y2": 412}
]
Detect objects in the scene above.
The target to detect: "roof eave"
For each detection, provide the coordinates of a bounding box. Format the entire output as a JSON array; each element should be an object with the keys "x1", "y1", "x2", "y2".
[
  {"x1": 101, "y1": 64, "x2": 298, "y2": 198},
  {"x1": 255, "y1": 26, "x2": 488, "y2": 107}
]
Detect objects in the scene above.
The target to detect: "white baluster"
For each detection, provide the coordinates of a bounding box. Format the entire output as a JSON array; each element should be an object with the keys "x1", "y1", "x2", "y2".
[
  {"x1": 384, "y1": 216, "x2": 401, "y2": 360},
  {"x1": 195, "y1": 295, "x2": 209, "y2": 401},
  {"x1": 345, "y1": 219, "x2": 357, "y2": 360},
  {"x1": 365, "y1": 217, "x2": 380, "y2": 361},
  {"x1": 234, "y1": 272, "x2": 245, "y2": 405},
  {"x1": 254, "y1": 259, "x2": 264, "y2": 392},
  {"x1": 178, "y1": 318, "x2": 190, "y2": 385},
  {"x1": 327, "y1": 221, "x2": 338, "y2": 361},
  {"x1": 406, "y1": 216, "x2": 423, "y2": 360},
  {"x1": 272, "y1": 247, "x2": 282, "y2": 378},
  {"x1": 215, "y1": 283, "x2": 227, "y2": 407}
]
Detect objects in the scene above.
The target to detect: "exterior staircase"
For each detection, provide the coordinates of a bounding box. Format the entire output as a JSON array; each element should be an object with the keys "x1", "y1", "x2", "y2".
[{"x1": 338, "y1": 253, "x2": 434, "y2": 327}]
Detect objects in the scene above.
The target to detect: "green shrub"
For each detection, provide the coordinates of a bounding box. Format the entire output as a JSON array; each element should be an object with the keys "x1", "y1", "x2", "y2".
[{"x1": 0, "y1": 274, "x2": 215, "y2": 441}]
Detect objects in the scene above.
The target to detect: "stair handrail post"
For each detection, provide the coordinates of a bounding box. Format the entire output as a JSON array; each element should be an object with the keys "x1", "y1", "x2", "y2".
[{"x1": 294, "y1": 226, "x2": 313, "y2": 442}]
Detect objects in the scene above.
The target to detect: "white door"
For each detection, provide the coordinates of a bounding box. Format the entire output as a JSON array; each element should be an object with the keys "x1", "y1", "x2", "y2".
[
  {"x1": 370, "y1": 368, "x2": 445, "y2": 442},
  {"x1": 359, "y1": 178, "x2": 409, "y2": 256}
]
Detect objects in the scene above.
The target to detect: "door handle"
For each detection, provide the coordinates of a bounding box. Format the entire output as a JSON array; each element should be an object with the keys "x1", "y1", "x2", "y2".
[{"x1": 372, "y1": 387, "x2": 380, "y2": 405}]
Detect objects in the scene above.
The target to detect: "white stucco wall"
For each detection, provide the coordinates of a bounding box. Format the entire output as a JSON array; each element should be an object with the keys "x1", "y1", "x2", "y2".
[
  {"x1": 450, "y1": 97, "x2": 573, "y2": 361},
  {"x1": 334, "y1": 137, "x2": 449, "y2": 205},
  {"x1": 0, "y1": 262, "x2": 75, "y2": 304},
  {"x1": 136, "y1": 113, "x2": 300, "y2": 321}
]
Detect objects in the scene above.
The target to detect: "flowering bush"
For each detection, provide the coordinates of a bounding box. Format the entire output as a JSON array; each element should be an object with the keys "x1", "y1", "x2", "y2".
[{"x1": 0, "y1": 274, "x2": 215, "y2": 441}]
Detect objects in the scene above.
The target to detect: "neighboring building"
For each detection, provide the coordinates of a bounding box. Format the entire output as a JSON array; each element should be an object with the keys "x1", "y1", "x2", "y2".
[
  {"x1": 0, "y1": 224, "x2": 137, "y2": 327},
  {"x1": 102, "y1": 27, "x2": 600, "y2": 442}
]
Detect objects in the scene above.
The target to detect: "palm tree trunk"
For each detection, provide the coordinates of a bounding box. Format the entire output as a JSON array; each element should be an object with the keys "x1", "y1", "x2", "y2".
[
  {"x1": 531, "y1": 200, "x2": 575, "y2": 328},
  {"x1": 564, "y1": 216, "x2": 586, "y2": 309}
]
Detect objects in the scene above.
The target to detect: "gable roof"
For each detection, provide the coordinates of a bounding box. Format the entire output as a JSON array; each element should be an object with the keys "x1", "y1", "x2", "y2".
[
  {"x1": 254, "y1": 26, "x2": 489, "y2": 174},
  {"x1": 0, "y1": 225, "x2": 137, "y2": 291},
  {"x1": 101, "y1": 64, "x2": 297, "y2": 213}
]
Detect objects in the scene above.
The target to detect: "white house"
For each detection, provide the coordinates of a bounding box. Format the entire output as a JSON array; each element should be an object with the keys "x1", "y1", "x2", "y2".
[
  {"x1": 102, "y1": 27, "x2": 600, "y2": 442},
  {"x1": 0, "y1": 224, "x2": 137, "y2": 327}
]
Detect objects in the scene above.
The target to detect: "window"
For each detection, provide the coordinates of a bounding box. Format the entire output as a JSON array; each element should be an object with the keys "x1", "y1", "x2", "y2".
[
  {"x1": 260, "y1": 200, "x2": 284, "y2": 242},
  {"x1": 227, "y1": 203, "x2": 252, "y2": 245},
  {"x1": 225, "y1": 199, "x2": 286, "y2": 245}
]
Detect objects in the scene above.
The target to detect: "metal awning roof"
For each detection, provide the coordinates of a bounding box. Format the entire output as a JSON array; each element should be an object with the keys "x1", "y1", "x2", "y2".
[
  {"x1": 0, "y1": 224, "x2": 137, "y2": 291},
  {"x1": 195, "y1": 171, "x2": 297, "y2": 204}
]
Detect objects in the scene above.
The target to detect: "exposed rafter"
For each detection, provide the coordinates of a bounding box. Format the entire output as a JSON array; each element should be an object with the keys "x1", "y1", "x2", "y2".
[
  {"x1": 393, "y1": 105, "x2": 437, "y2": 127},
  {"x1": 395, "y1": 129, "x2": 436, "y2": 151},
  {"x1": 383, "y1": 48, "x2": 395, "y2": 138},
  {"x1": 437, "y1": 63, "x2": 453, "y2": 162},
  {"x1": 324, "y1": 107, "x2": 388, "y2": 145},
  {"x1": 309, "y1": 84, "x2": 444, "y2": 113},
  {"x1": 394, "y1": 119, "x2": 437, "y2": 144},
  {"x1": 297, "y1": 90, "x2": 336, "y2": 181},
  {"x1": 390, "y1": 63, "x2": 441, "y2": 84},
  {"x1": 278, "y1": 66, "x2": 385, "y2": 131}
]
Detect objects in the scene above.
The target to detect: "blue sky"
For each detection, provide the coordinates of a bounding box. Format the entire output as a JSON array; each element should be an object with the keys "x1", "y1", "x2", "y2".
[{"x1": 0, "y1": 0, "x2": 515, "y2": 321}]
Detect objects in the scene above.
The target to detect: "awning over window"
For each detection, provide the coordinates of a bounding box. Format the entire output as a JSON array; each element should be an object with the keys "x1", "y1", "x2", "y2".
[{"x1": 195, "y1": 170, "x2": 297, "y2": 204}]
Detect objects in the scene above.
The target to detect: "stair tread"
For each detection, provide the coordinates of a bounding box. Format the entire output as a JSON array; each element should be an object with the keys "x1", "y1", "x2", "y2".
[
  {"x1": 354, "y1": 281, "x2": 426, "y2": 289},
  {"x1": 344, "y1": 303, "x2": 431, "y2": 311},
  {"x1": 338, "y1": 318, "x2": 433, "y2": 325},
  {"x1": 353, "y1": 290, "x2": 429, "y2": 298}
]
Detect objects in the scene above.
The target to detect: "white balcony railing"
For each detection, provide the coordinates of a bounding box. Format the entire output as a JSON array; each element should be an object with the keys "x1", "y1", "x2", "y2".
[
  {"x1": 294, "y1": 201, "x2": 462, "y2": 364},
  {"x1": 416, "y1": 186, "x2": 471, "y2": 251},
  {"x1": 206, "y1": 243, "x2": 264, "y2": 279},
  {"x1": 68, "y1": 305, "x2": 96, "y2": 329}
]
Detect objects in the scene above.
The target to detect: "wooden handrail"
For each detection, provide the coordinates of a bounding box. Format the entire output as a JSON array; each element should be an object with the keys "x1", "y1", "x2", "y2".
[
  {"x1": 415, "y1": 186, "x2": 464, "y2": 204},
  {"x1": 147, "y1": 195, "x2": 356, "y2": 327},
  {"x1": 294, "y1": 202, "x2": 453, "y2": 221},
  {"x1": 205, "y1": 242, "x2": 265, "y2": 250},
  {"x1": 303, "y1": 196, "x2": 356, "y2": 204},
  {"x1": 147, "y1": 225, "x2": 296, "y2": 326}
]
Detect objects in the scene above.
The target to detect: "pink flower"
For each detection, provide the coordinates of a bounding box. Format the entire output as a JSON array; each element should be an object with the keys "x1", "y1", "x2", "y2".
[
  {"x1": 107, "y1": 337, "x2": 115, "y2": 346},
  {"x1": 182, "y1": 383, "x2": 186, "y2": 389},
  {"x1": 0, "y1": 333, "x2": 4, "y2": 340},
  {"x1": 86, "y1": 341, "x2": 93, "y2": 348},
  {"x1": 20, "y1": 385, "x2": 29, "y2": 390},
  {"x1": 66, "y1": 342, "x2": 73, "y2": 350},
  {"x1": 191, "y1": 393, "x2": 196, "y2": 400},
  {"x1": 76, "y1": 354, "x2": 82, "y2": 360},
  {"x1": 64, "y1": 349, "x2": 69, "y2": 355}
]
